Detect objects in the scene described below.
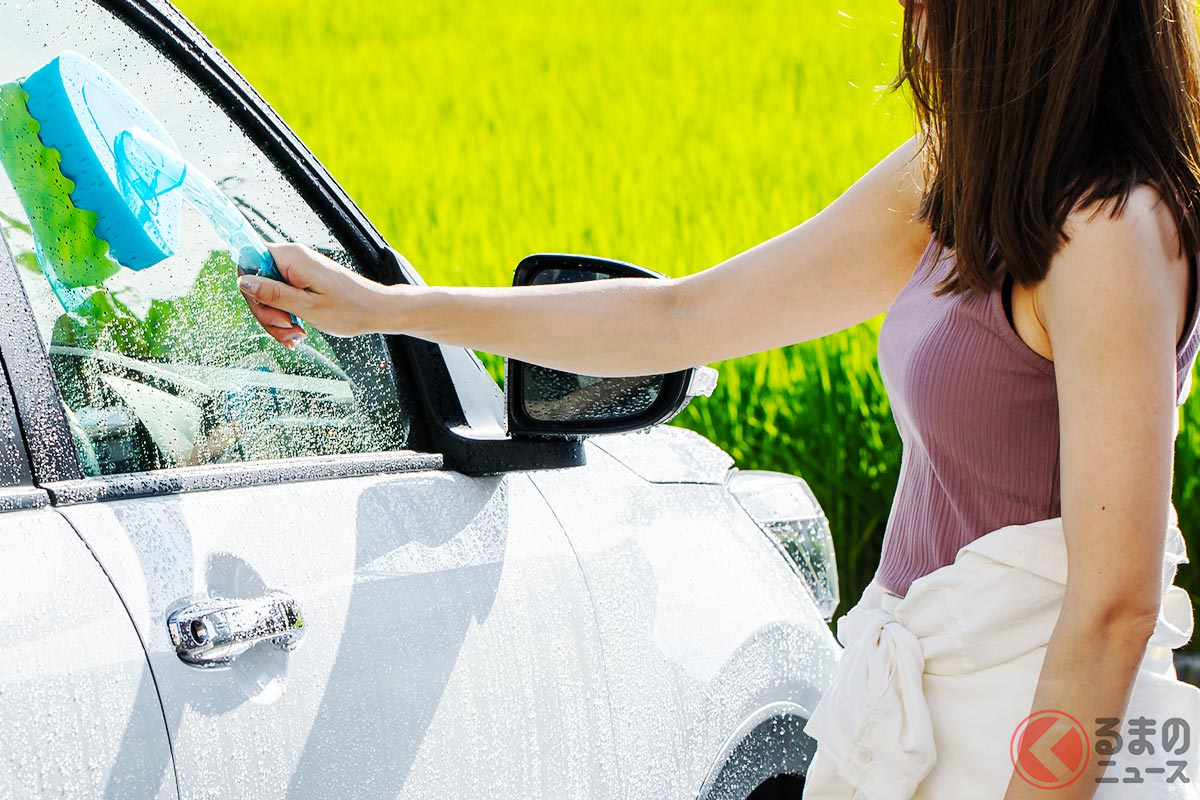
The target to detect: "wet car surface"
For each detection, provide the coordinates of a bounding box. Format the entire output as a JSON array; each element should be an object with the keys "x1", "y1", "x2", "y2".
[{"x1": 0, "y1": 1, "x2": 842, "y2": 797}]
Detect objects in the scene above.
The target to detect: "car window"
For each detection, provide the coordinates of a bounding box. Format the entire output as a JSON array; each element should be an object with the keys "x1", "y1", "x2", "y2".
[{"x1": 0, "y1": 0, "x2": 417, "y2": 476}]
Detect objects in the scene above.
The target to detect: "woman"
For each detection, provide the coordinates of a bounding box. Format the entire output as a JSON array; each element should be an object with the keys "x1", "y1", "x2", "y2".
[{"x1": 238, "y1": 0, "x2": 1200, "y2": 796}]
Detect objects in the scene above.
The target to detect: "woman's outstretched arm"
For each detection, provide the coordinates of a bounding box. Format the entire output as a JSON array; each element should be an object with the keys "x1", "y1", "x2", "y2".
[{"x1": 238, "y1": 135, "x2": 930, "y2": 375}]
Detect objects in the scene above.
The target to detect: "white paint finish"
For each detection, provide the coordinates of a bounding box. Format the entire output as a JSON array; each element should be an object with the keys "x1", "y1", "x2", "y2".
[
  {"x1": 589, "y1": 425, "x2": 736, "y2": 485},
  {"x1": 530, "y1": 441, "x2": 841, "y2": 798},
  {"x1": 0, "y1": 507, "x2": 176, "y2": 799},
  {"x1": 61, "y1": 470, "x2": 615, "y2": 799}
]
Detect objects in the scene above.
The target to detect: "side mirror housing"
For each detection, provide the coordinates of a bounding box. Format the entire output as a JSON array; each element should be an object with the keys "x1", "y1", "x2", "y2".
[{"x1": 504, "y1": 253, "x2": 717, "y2": 438}]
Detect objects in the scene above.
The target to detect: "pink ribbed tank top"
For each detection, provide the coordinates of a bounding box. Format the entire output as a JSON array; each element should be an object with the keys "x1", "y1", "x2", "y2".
[{"x1": 874, "y1": 232, "x2": 1200, "y2": 597}]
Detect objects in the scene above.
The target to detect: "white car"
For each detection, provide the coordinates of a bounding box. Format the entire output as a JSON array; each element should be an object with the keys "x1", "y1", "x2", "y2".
[{"x1": 0, "y1": 1, "x2": 842, "y2": 798}]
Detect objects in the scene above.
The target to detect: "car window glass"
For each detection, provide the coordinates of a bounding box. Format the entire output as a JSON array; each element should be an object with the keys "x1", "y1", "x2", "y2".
[{"x1": 0, "y1": 0, "x2": 416, "y2": 476}]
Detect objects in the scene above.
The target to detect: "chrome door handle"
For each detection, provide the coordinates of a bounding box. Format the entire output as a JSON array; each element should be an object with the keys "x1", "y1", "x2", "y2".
[{"x1": 167, "y1": 591, "x2": 305, "y2": 667}]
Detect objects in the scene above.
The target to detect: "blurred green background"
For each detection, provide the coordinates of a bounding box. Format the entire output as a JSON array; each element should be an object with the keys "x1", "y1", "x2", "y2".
[{"x1": 175, "y1": 0, "x2": 1200, "y2": 648}]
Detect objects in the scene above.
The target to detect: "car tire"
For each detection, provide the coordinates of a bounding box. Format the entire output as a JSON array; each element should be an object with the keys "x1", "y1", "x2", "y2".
[
  {"x1": 697, "y1": 713, "x2": 815, "y2": 800},
  {"x1": 744, "y1": 773, "x2": 805, "y2": 799}
]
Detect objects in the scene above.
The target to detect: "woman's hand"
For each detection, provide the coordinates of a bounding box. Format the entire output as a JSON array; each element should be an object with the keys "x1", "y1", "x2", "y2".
[{"x1": 237, "y1": 243, "x2": 387, "y2": 344}]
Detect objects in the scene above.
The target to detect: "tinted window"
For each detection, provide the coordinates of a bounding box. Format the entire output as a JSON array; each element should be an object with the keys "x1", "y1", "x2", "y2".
[{"x1": 0, "y1": 0, "x2": 416, "y2": 476}]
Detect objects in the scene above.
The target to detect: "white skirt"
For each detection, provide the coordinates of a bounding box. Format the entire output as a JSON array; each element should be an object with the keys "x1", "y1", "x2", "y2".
[{"x1": 801, "y1": 512, "x2": 1200, "y2": 800}]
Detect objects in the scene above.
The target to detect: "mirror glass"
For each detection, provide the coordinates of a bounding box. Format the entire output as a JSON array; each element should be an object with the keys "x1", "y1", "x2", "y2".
[{"x1": 520, "y1": 267, "x2": 665, "y2": 424}]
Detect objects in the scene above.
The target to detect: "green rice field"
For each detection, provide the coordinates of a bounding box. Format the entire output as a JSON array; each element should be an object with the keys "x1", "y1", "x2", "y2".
[{"x1": 175, "y1": 0, "x2": 1200, "y2": 643}]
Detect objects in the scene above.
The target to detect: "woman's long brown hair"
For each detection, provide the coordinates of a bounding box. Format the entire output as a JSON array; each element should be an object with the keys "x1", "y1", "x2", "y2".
[{"x1": 889, "y1": 0, "x2": 1200, "y2": 297}]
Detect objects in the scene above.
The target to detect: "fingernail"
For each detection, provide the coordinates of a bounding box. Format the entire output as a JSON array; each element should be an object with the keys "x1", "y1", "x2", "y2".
[
  {"x1": 269, "y1": 319, "x2": 294, "y2": 329},
  {"x1": 237, "y1": 275, "x2": 260, "y2": 295},
  {"x1": 286, "y1": 333, "x2": 306, "y2": 346}
]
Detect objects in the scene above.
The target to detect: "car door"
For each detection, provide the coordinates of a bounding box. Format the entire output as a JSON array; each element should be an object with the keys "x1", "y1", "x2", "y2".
[
  {"x1": 0, "y1": 2, "x2": 615, "y2": 798},
  {"x1": 0, "y1": 350, "x2": 178, "y2": 799}
]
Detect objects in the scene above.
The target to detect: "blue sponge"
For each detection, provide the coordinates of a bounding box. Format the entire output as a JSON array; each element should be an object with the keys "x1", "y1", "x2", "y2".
[{"x1": 23, "y1": 51, "x2": 182, "y2": 269}]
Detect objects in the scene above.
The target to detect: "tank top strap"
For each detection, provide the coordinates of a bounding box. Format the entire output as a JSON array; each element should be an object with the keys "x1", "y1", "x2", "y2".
[
  {"x1": 1176, "y1": 250, "x2": 1200, "y2": 366},
  {"x1": 1175, "y1": 251, "x2": 1200, "y2": 404}
]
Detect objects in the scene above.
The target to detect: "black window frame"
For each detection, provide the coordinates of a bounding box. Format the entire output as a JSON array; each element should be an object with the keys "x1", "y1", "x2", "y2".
[
  {"x1": 0, "y1": 245, "x2": 48, "y2": 511},
  {"x1": 0, "y1": 0, "x2": 583, "y2": 500}
]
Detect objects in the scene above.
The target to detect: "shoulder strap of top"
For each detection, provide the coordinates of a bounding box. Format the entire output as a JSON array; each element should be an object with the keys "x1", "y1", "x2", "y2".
[{"x1": 1177, "y1": 251, "x2": 1200, "y2": 363}]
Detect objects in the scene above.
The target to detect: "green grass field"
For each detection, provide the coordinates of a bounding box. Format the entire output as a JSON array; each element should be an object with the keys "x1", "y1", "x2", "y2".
[{"x1": 175, "y1": 0, "x2": 1200, "y2": 640}]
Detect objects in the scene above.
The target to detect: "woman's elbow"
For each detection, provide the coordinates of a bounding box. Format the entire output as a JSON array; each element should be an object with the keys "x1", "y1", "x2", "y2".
[{"x1": 1062, "y1": 596, "x2": 1160, "y2": 646}]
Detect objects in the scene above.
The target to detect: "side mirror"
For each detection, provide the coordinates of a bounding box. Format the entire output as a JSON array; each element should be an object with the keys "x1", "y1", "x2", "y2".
[{"x1": 504, "y1": 253, "x2": 718, "y2": 438}]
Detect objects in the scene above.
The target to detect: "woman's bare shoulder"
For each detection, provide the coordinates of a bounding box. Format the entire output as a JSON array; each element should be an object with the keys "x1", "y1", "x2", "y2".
[
  {"x1": 1064, "y1": 183, "x2": 1180, "y2": 251},
  {"x1": 1036, "y1": 182, "x2": 1190, "y2": 352}
]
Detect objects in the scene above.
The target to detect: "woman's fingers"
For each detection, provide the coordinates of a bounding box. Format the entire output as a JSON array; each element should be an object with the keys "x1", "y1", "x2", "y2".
[
  {"x1": 249, "y1": 298, "x2": 298, "y2": 329},
  {"x1": 236, "y1": 265, "x2": 307, "y2": 348},
  {"x1": 247, "y1": 241, "x2": 381, "y2": 338},
  {"x1": 242, "y1": 294, "x2": 306, "y2": 347},
  {"x1": 266, "y1": 242, "x2": 333, "y2": 290},
  {"x1": 237, "y1": 272, "x2": 311, "y2": 312}
]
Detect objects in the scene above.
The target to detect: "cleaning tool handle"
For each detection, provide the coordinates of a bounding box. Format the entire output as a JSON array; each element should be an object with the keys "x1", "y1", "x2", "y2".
[{"x1": 115, "y1": 126, "x2": 303, "y2": 328}]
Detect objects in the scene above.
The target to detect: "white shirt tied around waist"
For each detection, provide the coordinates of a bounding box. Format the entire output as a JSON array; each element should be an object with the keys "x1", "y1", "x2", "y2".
[{"x1": 802, "y1": 506, "x2": 1200, "y2": 800}]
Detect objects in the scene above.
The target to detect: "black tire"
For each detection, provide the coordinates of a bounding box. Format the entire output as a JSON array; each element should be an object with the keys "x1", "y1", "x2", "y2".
[{"x1": 745, "y1": 774, "x2": 806, "y2": 799}]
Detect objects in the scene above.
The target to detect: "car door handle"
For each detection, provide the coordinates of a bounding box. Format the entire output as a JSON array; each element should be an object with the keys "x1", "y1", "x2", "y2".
[{"x1": 166, "y1": 591, "x2": 305, "y2": 667}]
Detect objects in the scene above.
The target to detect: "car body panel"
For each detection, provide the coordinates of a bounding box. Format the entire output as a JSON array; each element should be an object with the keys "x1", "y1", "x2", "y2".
[
  {"x1": 590, "y1": 424, "x2": 736, "y2": 484},
  {"x1": 58, "y1": 470, "x2": 616, "y2": 799},
  {"x1": 530, "y1": 440, "x2": 841, "y2": 797},
  {"x1": 0, "y1": 506, "x2": 177, "y2": 799}
]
